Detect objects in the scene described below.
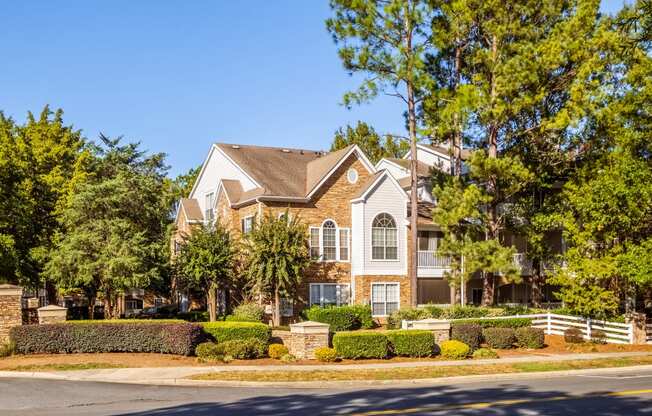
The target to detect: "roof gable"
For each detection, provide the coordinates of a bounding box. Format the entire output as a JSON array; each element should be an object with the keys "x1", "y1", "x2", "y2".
[{"x1": 351, "y1": 170, "x2": 408, "y2": 203}]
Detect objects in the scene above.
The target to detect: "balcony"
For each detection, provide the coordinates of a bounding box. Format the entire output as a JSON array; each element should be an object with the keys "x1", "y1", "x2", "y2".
[{"x1": 417, "y1": 251, "x2": 451, "y2": 277}]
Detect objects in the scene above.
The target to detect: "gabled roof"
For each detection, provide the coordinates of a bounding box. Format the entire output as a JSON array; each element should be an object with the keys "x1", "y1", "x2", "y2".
[
  {"x1": 379, "y1": 157, "x2": 433, "y2": 177},
  {"x1": 403, "y1": 143, "x2": 471, "y2": 161},
  {"x1": 179, "y1": 198, "x2": 203, "y2": 222},
  {"x1": 351, "y1": 169, "x2": 408, "y2": 203}
]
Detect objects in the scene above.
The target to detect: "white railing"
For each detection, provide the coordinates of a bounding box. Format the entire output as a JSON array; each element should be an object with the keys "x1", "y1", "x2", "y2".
[
  {"x1": 404, "y1": 312, "x2": 634, "y2": 344},
  {"x1": 646, "y1": 323, "x2": 652, "y2": 345},
  {"x1": 417, "y1": 251, "x2": 451, "y2": 268}
]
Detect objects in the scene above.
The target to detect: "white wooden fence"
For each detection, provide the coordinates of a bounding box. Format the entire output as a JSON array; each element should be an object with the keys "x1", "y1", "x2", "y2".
[
  {"x1": 413, "y1": 313, "x2": 635, "y2": 344},
  {"x1": 646, "y1": 322, "x2": 652, "y2": 345}
]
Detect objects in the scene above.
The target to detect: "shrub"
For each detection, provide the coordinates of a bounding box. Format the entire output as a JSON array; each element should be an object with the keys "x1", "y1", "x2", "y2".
[
  {"x1": 442, "y1": 306, "x2": 498, "y2": 319},
  {"x1": 202, "y1": 321, "x2": 271, "y2": 343},
  {"x1": 590, "y1": 329, "x2": 608, "y2": 344},
  {"x1": 483, "y1": 327, "x2": 516, "y2": 349},
  {"x1": 440, "y1": 340, "x2": 470, "y2": 359},
  {"x1": 0, "y1": 341, "x2": 15, "y2": 358},
  {"x1": 515, "y1": 327, "x2": 545, "y2": 349},
  {"x1": 314, "y1": 347, "x2": 338, "y2": 362},
  {"x1": 10, "y1": 322, "x2": 203, "y2": 356},
  {"x1": 230, "y1": 303, "x2": 266, "y2": 322},
  {"x1": 268, "y1": 343, "x2": 289, "y2": 359},
  {"x1": 66, "y1": 319, "x2": 184, "y2": 324},
  {"x1": 472, "y1": 348, "x2": 498, "y2": 359},
  {"x1": 281, "y1": 353, "x2": 297, "y2": 362},
  {"x1": 454, "y1": 318, "x2": 532, "y2": 329},
  {"x1": 332, "y1": 331, "x2": 389, "y2": 359},
  {"x1": 386, "y1": 307, "x2": 431, "y2": 330},
  {"x1": 564, "y1": 327, "x2": 584, "y2": 343},
  {"x1": 176, "y1": 311, "x2": 210, "y2": 322},
  {"x1": 451, "y1": 324, "x2": 483, "y2": 350},
  {"x1": 303, "y1": 305, "x2": 373, "y2": 331},
  {"x1": 221, "y1": 338, "x2": 267, "y2": 359},
  {"x1": 386, "y1": 330, "x2": 435, "y2": 357},
  {"x1": 195, "y1": 342, "x2": 225, "y2": 361}
]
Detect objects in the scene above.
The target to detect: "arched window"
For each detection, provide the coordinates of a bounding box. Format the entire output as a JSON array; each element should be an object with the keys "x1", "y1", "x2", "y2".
[
  {"x1": 322, "y1": 220, "x2": 337, "y2": 261},
  {"x1": 372, "y1": 213, "x2": 398, "y2": 260}
]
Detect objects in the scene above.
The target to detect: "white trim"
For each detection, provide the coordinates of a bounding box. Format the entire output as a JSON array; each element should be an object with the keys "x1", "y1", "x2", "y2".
[
  {"x1": 370, "y1": 212, "x2": 400, "y2": 262},
  {"x1": 309, "y1": 283, "x2": 351, "y2": 307},
  {"x1": 309, "y1": 220, "x2": 351, "y2": 263},
  {"x1": 370, "y1": 282, "x2": 400, "y2": 317},
  {"x1": 306, "y1": 145, "x2": 376, "y2": 199},
  {"x1": 350, "y1": 170, "x2": 408, "y2": 203},
  {"x1": 402, "y1": 143, "x2": 452, "y2": 161},
  {"x1": 375, "y1": 158, "x2": 408, "y2": 174},
  {"x1": 241, "y1": 214, "x2": 255, "y2": 234}
]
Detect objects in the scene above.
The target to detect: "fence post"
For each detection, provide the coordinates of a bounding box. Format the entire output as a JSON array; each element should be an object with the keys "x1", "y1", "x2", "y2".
[
  {"x1": 546, "y1": 312, "x2": 551, "y2": 335},
  {"x1": 586, "y1": 318, "x2": 592, "y2": 341}
]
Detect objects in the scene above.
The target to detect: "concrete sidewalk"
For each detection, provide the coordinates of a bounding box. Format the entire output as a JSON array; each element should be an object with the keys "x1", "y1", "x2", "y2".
[{"x1": 0, "y1": 351, "x2": 650, "y2": 387}]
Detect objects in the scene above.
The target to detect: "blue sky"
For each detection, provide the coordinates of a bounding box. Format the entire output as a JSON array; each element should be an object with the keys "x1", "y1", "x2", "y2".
[{"x1": 1, "y1": 0, "x2": 630, "y2": 177}]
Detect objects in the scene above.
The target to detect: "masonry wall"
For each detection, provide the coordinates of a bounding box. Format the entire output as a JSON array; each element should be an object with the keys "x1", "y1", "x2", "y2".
[{"x1": 0, "y1": 285, "x2": 23, "y2": 343}]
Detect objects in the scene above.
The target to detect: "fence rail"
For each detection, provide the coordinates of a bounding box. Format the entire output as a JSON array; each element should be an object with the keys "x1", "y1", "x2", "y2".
[{"x1": 646, "y1": 323, "x2": 652, "y2": 345}]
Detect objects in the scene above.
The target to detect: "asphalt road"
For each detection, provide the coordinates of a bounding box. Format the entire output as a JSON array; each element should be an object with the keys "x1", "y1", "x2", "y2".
[{"x1": 1, "y1": 367, "x2": 652, "y2": 415}]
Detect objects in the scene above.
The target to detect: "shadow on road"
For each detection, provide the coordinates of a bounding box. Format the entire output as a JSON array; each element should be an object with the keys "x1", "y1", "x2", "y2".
[{"x1": 115, "y1": 384, "x2": 652, "y2": 415}]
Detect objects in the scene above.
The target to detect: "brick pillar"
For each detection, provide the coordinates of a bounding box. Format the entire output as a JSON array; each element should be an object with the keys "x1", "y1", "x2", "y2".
[
  {"x1": 0, "y1": 284, "x2": 23, "y2": 343},
  {"x1": 37, "y1": 305, "x2": 68, "y2": 324},
  {"x1": 289, "y1": 321, "x2": 330, "y2": 359},
  {"x1": 409, "y1": 318, "x2": 451, "y2": 345},
  {"x1": 627, "y1": 312, "x2": 647, "y2": 345}
]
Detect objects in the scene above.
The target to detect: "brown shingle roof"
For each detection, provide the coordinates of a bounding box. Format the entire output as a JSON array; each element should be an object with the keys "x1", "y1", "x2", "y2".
[
  {"x1": 385, "y1": 158, "x2": 432, "y2": 177},
  {"x1": 305, "y1": 145, "x2": 355, "y2": 193},
  {"x1": 351, "y1": 170, "x2": 386, "y2": 200},
  {"x1": 221, "y1": 179, "x2": 243, "y2": 203},
  {"x1": 180, "y1": 198, "x2": 203, "y2": 221}
]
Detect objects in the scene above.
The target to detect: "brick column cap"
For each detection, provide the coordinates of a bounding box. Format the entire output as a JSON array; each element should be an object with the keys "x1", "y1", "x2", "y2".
[
  {"x1": 0, "y1": 284, "x2": 22, "y2": 296},
  {"x1": 290, "y1": 321, "x2": 330, "y2": 334},
  {"x1": 410, "y1": 318, "x2": 451, "y2": 331}
]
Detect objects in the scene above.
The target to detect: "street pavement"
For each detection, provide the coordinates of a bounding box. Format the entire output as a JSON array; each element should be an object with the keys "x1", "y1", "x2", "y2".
[{"x1": 1, "y1": 366, "x2": 651, "y2": 415}]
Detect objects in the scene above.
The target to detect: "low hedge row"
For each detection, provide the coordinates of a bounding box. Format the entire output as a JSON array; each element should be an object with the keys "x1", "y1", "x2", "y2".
[
  {"x1": 202, "y1": 321, "x2": 271, "y2": 343},
  {"x1": 452, "y1": 318, "x2": 532, "y2": 329},
  {"x1": 386, "y1": 330, "x2": 436, "y2": 357},
  {"x1": 333, "y1": 330, "x2": 436, "y2": 359},
  {"x1": 303, "y1": 305, "x2": 374, "y2": 331},
  {"x1": 10, "y1": 322, "x2": 203, "y2": 355}
]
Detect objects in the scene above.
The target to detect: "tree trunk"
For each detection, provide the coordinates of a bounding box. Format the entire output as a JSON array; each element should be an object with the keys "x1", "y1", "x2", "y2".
[
  {"x1": 531, "y1": 260, "x2": 543, "y2": 308},
  {"x1": 273, "y1": 287, "x2": 281, "y2": 327},
  {"x1": 482, "y1": 271, "x2": 495, "y2": 306},
  {"x1": 453, "y1": 41, "x2": 463, "y2": 177},
  {"x1": 405, "y1": 38, "x2": 419, "y2": 307},
  {"x1": 88, "y1": 295, "x2": 96, "y2": 320},
  {"x1": 207, "y1": 285, "x2": 218, "y2": 322}
]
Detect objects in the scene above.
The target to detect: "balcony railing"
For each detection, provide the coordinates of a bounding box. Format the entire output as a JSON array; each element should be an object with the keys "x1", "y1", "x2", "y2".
[{"x1": 417, "y1": 251, "x2": 451, "y2": 268}]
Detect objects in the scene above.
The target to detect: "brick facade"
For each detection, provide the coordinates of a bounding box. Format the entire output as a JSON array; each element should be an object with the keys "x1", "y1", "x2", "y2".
[{"x1": 0, "y1": 285, "x2": 23, "y2": 343}]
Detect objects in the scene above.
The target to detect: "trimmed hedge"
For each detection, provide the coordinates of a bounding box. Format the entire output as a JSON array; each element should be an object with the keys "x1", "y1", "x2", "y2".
[
  {"x1": 332, "y1": 331, "x2": 388, "y2": 359},
  {"x1": 10, "y1": 322, "x2": 203, "y2": 356},
  {"x1": 314, "y1": 347, "x2": 338, "y2": 362},
  {"x1": 202, "y1": 321, "x2": 271, "y2": 343},
  {"x1": 176, "y1": 311, "x2": 210, "y2": 322},
  {"x1": 440, "y1": 340, "x2": 470, "y2": 359},
  {"x1": 483, "y1": 327, "x2": 516, "y2": 349},
  {"x1": 65, "y1": 319, "x2": 184, "y2": 324},
  {"x1": 195, "y1": 342, "x2": 224, "y2": 361},
  {"x1": 515, "y1": 327, "x2": 545, "y2": 349},
  {"x1": 303, "y1": 305, "x2": 374, "y2": 331},
  {"x1": 453, "y1": 318, "x2": 532, "y2": 329},
  {"x1": 228, "y1": 303, "x2": 266, "y2": 322},
  {"x1": 268, "y1": 343, "x2": 289, "y2": 359},
  {"x1": 221, "y1": 338, "x2": 267, "y2": 359},
  {"x1": 451, "y1": 324, "x2": 482, "y2": 350},
  {"x1": 387, "y1": 307, "x2": 434, "y2": 329},
  {"x1": 386, "y1": 330, "x2": 436, "y2": 357},
  {"x1": 472, "y1": 348, "x2": 498, "y2": 359}
]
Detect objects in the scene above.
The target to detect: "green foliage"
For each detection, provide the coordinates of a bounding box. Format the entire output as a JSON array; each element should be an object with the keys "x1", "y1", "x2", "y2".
[
  {"x1": 450, "y1": 324, "x2": 482, "y2": 351},
  {"x1": 453, "y1": 318, "x2": 532, "y2": 329},
  {"x1": 220, "y1": 338, "x2": 268, "y2": 359},
  {"x1": 0, "y1": 341, "x2": 16, "y2": 358},
  {"x1": 202, "y1": 322, "x2": 271, "y2": 344},
  {"x1": 230, "y1": 303, "x2": 265, "y2": 323},
  {"x1": 387, "y1": 305, "x2": 509, "y2": 330},
  {"x1": 440, "y1": 340, "x2": 470, "y2": 360},
  {"x1": 65, "y1": 319, "x2": 183, "y2": 325},
  {"x1": 314, "y1": 347, "x2": 338, "y2": 362},
  {"x1": 386, "y1": 307, "x2": 433, "y2": 330},
  {"x1": 246, "y1": 212, "x2": 310, "y2": 326},
  {"x1": 330, "y1": 121, "x2": 409, "y2": 164},
  {"x1": 195, "y1": 342, "x2": 224, "y2": 361},
  {"x1": 280, "y1": 353, "x2": 297, "y2": 363},
  {"x1": 303, "y1": 305, "x2": 373, "y2": 331},
  {"x1": 176, "y1": 311, "x2": 210, "y2": 322},
  {"x1": 10, "y1": 322, "x2": 203, "y2": 355},
  {"x1": 515, "y1": 327, "x2": 545, "y2": 349},
  {"x1": 482, "y1": 328, "x2": 516, "y2": 349},
  {"x1": 332, "y1": 331, "x2": 389, "y2": 359},
  {"x1": 268, "y1": 343, "x2": 289, "y2": 359},
  {"x1": 472, "y1": 348, "x2": 498, "y2": 359},
  {"x1": 548, "y1": 276, "x2": 620, "y2": 320},
  {"x1": 564, "y1": 327, "x2": 584, "y2": 344},
  {"x1": 386, "y1": 330, "x2": 435, "y2": 357}
]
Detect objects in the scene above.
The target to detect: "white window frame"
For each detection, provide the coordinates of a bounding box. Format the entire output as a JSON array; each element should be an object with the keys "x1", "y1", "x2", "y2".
[
  {"x1": 371, "y1": 213, "x2": 399, "y2": 262},
  {"x1": 241, "y1": 215, "x2": 255, "y2": 234},
  {"x1": 309, "y1": 283, "x2": 350, "y2": 307},
  {"x1": 204, "y1": 192, "x2": 215, "y2": 222},
  {"x1": 308, "y1": 220, "x2": 350, "y2": 263},
  {"x1": 370, "y1": 282, "x2": 400, "y2": 317}
]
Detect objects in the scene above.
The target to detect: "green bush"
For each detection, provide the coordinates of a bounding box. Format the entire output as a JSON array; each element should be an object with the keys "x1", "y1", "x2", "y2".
[
  {"x1": 281, "y1": 353, "x2": 297, "y2": 362},
  {"x1": 515, "y1": 327, "x2": 545, "y2": 349},
  {"x1": 564, "y1": 327, "x2": 584, "y2": 343},
  {"x1": 440, "y1": 340, "x2": 470, "y2": 359},
  {"x1": 453, "y1": 318, "x2": 532, "y2": 329},
  {"x1": 451, "y1": 324, "x2": 483, "y2": 350},
  {"x1": 472, "y1": 347, "x2": 498, "y2": 359},
  {"x1": 386, "y1": 308, "x2": 431, "y2": 329},
  {"x1": 303, "y1": 305, "x2": 373, "y2": 331},
  {"x1": 202, "y1": 321, "x2": 271, "y2": 343},
  {"x1": 483, "y1": 327, "x2": 516, "y2": 349},
  {"x1": 314, "y1": 347, "x2": 338, "y2": 362},
  {"x1": 10, "y1": 322, "x2": 203, "y2": 355},
  {"x1": 65, "y1": 319, "x2": 184, "y2": 324},
  {"x1": 0, "y1": 341, "x2": 15, "y2": 358},
  {"x1": 332, "y1": 331, "x2": 389, "y2": 359},
  {"x1": 220, "y1": 338, "x2": 267, "y2": 359},
  {"x1": 230, "y1": 303, "x2": 266, "y2": 322},
  {"x1": 441, "y1": 306, "x2": 499, "y2": 319},
  {"x1": 386, "y1": 330, "x2": 435, "y2": 357},
  {"x1": 591, "y1": 329, "x2": 607, "y2": 344},
  {"x1": 268, "y1": 343, "x2": 289, "y2": 359},
  {"x1": 195, "y1": 342, "x2": 225, "y2": 361},
  {"x1": 176, "y1": 311, "x2": 210, "y2": 322}
]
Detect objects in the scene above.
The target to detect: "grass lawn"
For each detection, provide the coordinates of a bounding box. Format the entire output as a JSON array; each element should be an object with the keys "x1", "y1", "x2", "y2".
[
  {"x1": 190, "y1": 355, "x2": 652, "y2": 382},
  {"x1": 1, "y1": 363, "x2": 126, "y2": 372}
]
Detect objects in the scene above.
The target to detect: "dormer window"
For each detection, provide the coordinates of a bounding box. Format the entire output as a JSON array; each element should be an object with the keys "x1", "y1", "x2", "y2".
[{"x1": 204, "y1": 192, "x2": 215, "y2": 222}]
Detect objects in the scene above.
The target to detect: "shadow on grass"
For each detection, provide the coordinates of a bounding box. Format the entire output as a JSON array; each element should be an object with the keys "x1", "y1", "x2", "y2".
[{"x1": 115, "y1": 383, "x2": 652, "y2": 415}]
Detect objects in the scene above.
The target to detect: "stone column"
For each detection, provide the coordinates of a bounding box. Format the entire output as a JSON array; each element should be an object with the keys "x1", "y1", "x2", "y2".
[
  {"x1": 289, "y1": 321, "x2": 330, "y2": 359},
  {"x1": 627, "y1": 312, "x2": 648, "y2": 345},
  {"x1": 0, "y1": 284, "x2": 23, "y2": 343},
  {"x1": 37, "y1": 305, "x2": 68, "y2": 324},
  {"x1": 409, "y1": 318, "x2": 451, "y2": 345}
]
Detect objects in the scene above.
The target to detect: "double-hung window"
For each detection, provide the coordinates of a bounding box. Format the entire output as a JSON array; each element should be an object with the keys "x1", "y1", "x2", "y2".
[
  {"x1": 309, "y1": 283, "x2": 350, "y2": 307},
  {"x1": 371, "y1": 213, "x2": 398, "y2": 260},
  {"x1": 371, "y1": 283, "x2": 399, "y2": 316},
  {"x1": 241, "y1": 215, "x2": 255, "y2": 234},
  {"x1": 204, "y1": 192, "x2": 215, "y2": 222},
  {"x1": 308, "y1": 220, "x2": 350, "y2": 262}
]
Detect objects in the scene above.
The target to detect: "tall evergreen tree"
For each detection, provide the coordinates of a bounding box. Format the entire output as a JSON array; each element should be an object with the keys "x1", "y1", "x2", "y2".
[{"x1": 330, "y1": 121, "x2": 409, "y2": 164}]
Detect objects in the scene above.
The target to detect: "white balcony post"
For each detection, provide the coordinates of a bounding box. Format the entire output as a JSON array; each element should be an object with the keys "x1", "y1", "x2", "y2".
[
  {"x1": 546, "y1": 312, "x2": 551, "y2": 335},
  {"x1": 586, "y1": 318, "x2": 592, "y2": 340}
]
